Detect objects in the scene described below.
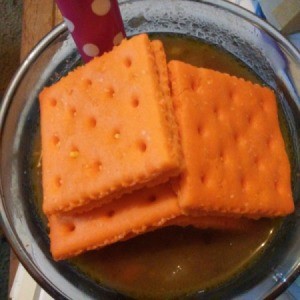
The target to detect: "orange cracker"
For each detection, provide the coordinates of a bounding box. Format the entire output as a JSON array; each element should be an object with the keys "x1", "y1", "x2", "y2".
[
  {"x1": 39, "y1": 34, "x2": 182, "y2": 215},
  {"x1": 49, "y1": 182, "x2": 254, "y2": 260},
  {"x1": 168, "y1": 60, "x2": 294, "y2": 218},
  {"x1": 49, "y1": 183, "x2": 181, "y2": 260}
]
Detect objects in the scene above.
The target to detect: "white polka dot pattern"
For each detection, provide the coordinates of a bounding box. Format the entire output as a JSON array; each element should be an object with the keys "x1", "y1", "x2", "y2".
[
  {"x1": 113, "y1": 32, "x2": 124, "y2": 46},
  {"x1": 91, "y1": 0, "x2": 111, "y2": 16},
  {"x1": 55, "y1": 0, "x2": 126, "y2": 62},
  {"x1": 64, "y1": 17, "x2": 75, "y2": 33},
  {"x1": 83, "y1": 43, "x2": 100, "y2": 57}
]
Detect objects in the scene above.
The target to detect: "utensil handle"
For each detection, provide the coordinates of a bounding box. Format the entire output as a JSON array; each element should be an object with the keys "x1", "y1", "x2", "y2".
[{"x1": 55, "y1": 0, "x2": 126, "y2": 62}]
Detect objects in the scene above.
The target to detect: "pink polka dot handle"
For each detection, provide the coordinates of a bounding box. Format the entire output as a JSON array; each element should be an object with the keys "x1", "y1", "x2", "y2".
[{"x1": 55, "y1": 0, "x2": 126, "y2": 62}]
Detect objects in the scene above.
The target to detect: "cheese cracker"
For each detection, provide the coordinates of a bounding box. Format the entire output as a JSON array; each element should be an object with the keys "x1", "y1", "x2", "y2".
[
  {"x1": 168, "y1": 60, "x2": 294, "y2": 218},
  {"x1": 39, "y1": 34, "x2": 182, "y2": 215},
  {"x1": 49, "y1": 182, "x2": 254, "y2": 260}
]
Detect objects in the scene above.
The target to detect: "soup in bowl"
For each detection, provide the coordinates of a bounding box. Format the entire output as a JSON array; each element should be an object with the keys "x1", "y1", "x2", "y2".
[{"x1": 0, "y1": 1, "x2": 299, "y2": 299}]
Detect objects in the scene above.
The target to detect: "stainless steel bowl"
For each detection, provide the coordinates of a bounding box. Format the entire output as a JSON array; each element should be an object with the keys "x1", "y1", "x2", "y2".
[{"x1": 0, "y1": 1, "x2": 299, "y2": 299}]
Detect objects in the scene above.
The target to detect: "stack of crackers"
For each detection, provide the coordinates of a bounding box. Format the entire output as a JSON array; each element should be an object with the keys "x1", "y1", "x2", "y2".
[{"x1": 39, "y1": 34, "x2": 294, "y2": 261}]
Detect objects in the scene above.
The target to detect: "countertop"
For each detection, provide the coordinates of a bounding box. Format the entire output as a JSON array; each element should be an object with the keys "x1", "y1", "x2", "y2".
[
  {"x1": 21, "y1": 0, "x2": 62, "y2": 61},
  {"x1": 9, "y1": 0, "x2": 63, "y2": 291}
]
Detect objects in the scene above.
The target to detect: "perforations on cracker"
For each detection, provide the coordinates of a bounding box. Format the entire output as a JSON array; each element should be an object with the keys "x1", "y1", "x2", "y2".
[
  {"x1": 49, "y1": 183, "x2": 182, "y2": 260},
  {"x1": 50, "y1": 98, "x2": 58, "y2": 107},
  {"x1": 168, "y1": 60, "x2": 294, "y2": 218},
  {"x1": 123, "y1": 56, "x2": 132, "y2": 68},
  {"x1": 84, "y1": 78, "x2": 93, "y2": 87},
  {"x1": 69, "y1": 145, "x2": 80, "y2": 158},
  {"x1": 39, "y1": 34, "x2": 182, "y2": 216},
  {"x1": 105, "y1": 85, "x2": 115, "y2": 98},
  {"x1": 87, "y1": 116, "x2": 97, "y2": 128},
  {"x1": 148, "y1": 194, "x2": 157, "y2": 203},
  {"x1": 54, "y1": 176, "x2": 62, "y2": 188},
  {"x1": 131, "y1": 94, "x2": 140, "y2": 107},
  {"x1": 137, "y1": 139, "x2": 147, "y2": 153},
  {"x1": 106, "y1": 210, "x2": 115, "y2": 218},
  {"x1": 69, "y1": 106, "x2": 77, "y2": 117},
  {"x1": 63, "y1": 222, "x2": 76, "y2": 233},
  {"x1": 52, "y1": 135, "x2": 60, "y2": 147},
  {"x1": 49, "y1": 180, "x2": 261, "y2": 260},
  {"x1": 92, "y1": 160, "x2": 103, "y2": 172}
]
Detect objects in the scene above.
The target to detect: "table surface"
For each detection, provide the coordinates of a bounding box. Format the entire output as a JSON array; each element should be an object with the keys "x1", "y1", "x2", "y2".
[
  {"x1": 9, "y1": 0, "x2": 63, "y2": 290},
  {"x1": 21, "y1": 0, "x2": 63, "y2": 61}
]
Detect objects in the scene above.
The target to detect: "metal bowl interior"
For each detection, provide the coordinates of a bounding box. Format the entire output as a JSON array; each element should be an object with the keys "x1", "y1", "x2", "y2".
[{"x1": 0, "y1": 0, "x2": 299, "y2": 299}]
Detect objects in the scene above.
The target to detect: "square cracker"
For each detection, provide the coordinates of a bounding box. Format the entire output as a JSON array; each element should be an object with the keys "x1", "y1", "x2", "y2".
[
  {"x1": 168, "y1": 60, "x2": 294, "y2": 218},
  {"x1": 49, "y1": 182, "x2": 254, "y2": 260},
  {"x1": 49, "y1": 183, "x2": 180, "y2": 260},
  {"x1": 39, "y1": 34, "x2": 182, "y2": 215}
]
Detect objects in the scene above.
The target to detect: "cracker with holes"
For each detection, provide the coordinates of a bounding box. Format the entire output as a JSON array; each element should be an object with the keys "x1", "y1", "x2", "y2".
[
  {"x1": 49, "y1": 183, "x2": 180, "y2": 260},
  {"x1": 168, "y1": 60, "x2": 294, "y2": 218},
  {"x1": 49, "y1": 181, "x2": 255, "y2": 260},
  {"x1": 39, "y1": 34, "x2": 182, "y2": 216}
]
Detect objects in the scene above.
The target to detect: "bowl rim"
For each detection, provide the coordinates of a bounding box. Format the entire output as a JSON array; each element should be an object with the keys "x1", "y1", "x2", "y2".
[{"x1": 0, "y1": 0, "x2": 299, "y2": 298}]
